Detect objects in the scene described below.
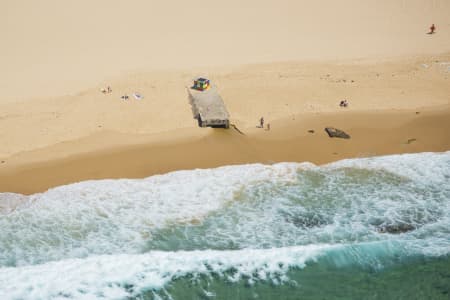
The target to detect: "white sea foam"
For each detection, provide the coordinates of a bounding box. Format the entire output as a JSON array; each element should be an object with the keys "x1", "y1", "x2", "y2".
[
  {"x1": 0, "y1": 162, "x2": 307, "y2": 266},
  {"x1": 166, "y1": 152, "x2": 449, "y2": 253},
  {"x1": 326, "y1": 151, "x2": 450, "y2": 184},
  {"x1": 0, "y1": 192, "x2": 30, "y2": 214},
  {"x1": 0, "y1": 242, "x2": 412, "y2": 300},
  {"x1": 0, "y1": 239, "x2": 438, "y2": 300}
]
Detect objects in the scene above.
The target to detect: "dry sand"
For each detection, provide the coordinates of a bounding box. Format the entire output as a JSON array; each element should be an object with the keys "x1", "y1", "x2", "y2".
[
  {"x1": 2, "y1": 0, "x2": 450, "y2": 101},
  {"x1": 0, "y1": 0, "x2": 449, "y2": 194}
]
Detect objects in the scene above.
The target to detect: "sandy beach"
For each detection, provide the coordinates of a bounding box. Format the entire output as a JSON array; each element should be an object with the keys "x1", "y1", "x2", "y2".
[
  {"x1": 2, "y1": 2, "x2": 450, "y2": 299},
  {"x1": 1, "y1": 105, "x2": 449, "y2": 194},
  {"x1": 1, "y1": 0, "x2": 449, "y2": 194}
]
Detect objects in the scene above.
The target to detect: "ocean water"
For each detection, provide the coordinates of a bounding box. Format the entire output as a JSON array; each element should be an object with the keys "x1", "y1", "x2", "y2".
[{"x1": 0, "y1": 152, "x2": 449, "y2": 300}]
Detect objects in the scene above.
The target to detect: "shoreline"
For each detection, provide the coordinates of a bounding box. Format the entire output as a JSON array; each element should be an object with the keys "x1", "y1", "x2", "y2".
[{"x1": 1, "y1": 106, "x2": 449, "y2": 195}]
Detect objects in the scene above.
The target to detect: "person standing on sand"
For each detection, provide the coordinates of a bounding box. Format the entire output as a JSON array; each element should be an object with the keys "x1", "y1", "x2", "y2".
[
  {"x1": 260, "y1": 117, "x2": 264, "y2": 128},
  {"x1": 429, "y1": 24, "x2": 436, "y2": 34}
]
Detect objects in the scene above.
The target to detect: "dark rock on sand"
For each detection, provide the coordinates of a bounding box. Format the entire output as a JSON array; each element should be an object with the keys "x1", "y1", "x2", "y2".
[
  {"x1": 308, "y1": 129, "x2": 315, "y2": 133},
  {"x1": 325, "y1": 127, "x2": 350, "y2": 139}
]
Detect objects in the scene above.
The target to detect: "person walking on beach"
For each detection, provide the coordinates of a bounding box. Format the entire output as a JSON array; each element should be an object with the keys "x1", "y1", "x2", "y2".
[
  {"x1": 260, "y1": 117, "x2": 264, "y2": 128},
  {"x1": 428, "y1": 23, "x2": 436, "y2": 34}
]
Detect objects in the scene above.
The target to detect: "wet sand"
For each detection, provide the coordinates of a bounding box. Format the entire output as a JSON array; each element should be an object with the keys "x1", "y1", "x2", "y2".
[{"x1": 1, "y1": 106, "x2": 449, "y2": 194}]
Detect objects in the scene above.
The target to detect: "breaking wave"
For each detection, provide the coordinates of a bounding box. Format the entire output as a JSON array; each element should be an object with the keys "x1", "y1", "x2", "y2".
[{"x1": 0, "y1": 151, "x2": 449, "y2": 299}]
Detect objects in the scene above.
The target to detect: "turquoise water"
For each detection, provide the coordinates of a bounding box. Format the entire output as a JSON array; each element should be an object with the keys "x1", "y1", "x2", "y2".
[
  {"x1": 0, "y1": 152, "x2": 449, "y2": 299},
  {"x1": 162, "y1": 256, "x2": 450, "y2": 300}
]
